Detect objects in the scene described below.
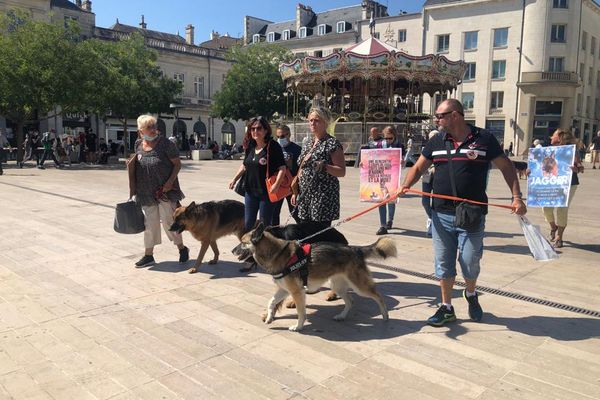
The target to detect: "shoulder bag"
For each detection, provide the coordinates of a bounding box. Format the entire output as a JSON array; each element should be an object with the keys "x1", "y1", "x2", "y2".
[
  {"x1": 265, "y1": 141, "x2": 293, "y2": 202},
  {"x1": 446, "y1": 141, "x2": 483, "y2": 231},
  {"x1": 290, "y1": 139, "x2": 319, "y2": 196},
  {"x1": 114, "y1": 199, "x2": 145, "y2": 234}
]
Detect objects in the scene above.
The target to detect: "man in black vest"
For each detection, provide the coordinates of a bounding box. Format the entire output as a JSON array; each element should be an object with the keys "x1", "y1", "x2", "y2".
[{"x1": 400, "y1": 99, "x2": 527, "y2": 326}]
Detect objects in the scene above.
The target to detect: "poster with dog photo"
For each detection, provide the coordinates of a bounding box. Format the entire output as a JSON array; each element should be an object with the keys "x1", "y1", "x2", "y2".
[
  {"x1": 527, "y1": 144, "x2": 575, "y2": 207},
  {"x1": 359, "y1": 149, "x2": 402, "y2": 202}
]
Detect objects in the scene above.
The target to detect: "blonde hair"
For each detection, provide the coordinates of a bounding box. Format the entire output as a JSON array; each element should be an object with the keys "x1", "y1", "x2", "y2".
[
  {"x1": 308, "y1": 107, "x2": 332, "y2": 127},
  {"x1": 553, "y1": 129, "x2": 576, "y2": 145},
  {"x1": 382, "y1": 125, "x2": 397, "y2": 139},
  {"x1": 137, "y1": 115, "x2": 157, "y2": 131}
]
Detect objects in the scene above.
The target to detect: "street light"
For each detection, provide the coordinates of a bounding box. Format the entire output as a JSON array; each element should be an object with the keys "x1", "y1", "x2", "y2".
[{"x1": 169, "y1": 103, "x2": 184, "y2": 147}]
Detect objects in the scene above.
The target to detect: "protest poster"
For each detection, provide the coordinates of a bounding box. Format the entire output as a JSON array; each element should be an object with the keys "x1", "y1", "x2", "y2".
[
  {"x1": 527, "y1": 144, "x2": 575, "y2": 207},
  {"x1": 359, "y1": 148, "x2": 402, "y2": 202}
]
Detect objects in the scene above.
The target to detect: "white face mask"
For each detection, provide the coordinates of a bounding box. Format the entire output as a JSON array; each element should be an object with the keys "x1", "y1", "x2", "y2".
[{"x1": 277, "y1": 138, "x2": 289, "y2": 147}]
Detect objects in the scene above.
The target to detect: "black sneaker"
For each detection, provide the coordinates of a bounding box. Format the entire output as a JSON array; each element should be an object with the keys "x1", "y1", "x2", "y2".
[
  {"x1": 135, "y1": 254, "x2": 155, "y2": 267},
  {"x1": 376, "y1": 226, "x2": 388, "y2": 235},
  {"x1": 386, "y1": 221, "x2": 393, "y2": 229},
  {"x1": 179, "y1": 246, "x2": 189, "y2": 263},
  {"x1": 427, "y1": 305, "x2": 456, "y2": 327},
  {"x1": 463, "y1": 289, "x2": 483, "y2": 322}
]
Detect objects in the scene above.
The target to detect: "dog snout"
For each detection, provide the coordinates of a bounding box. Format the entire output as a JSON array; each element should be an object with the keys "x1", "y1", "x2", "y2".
[{"x1": 169, "y1": 221, "x2": 185, "y2": 233}]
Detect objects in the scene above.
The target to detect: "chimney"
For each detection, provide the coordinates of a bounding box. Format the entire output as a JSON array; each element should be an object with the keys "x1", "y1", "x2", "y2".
[
  {"x1": 82, "y1": 0, "x2": 91, "y2": 11},
  {"x1": 75, "y1": 0, "x2": 82, "y2": 7},
  {"x1": 296, "y1": 3, "x2": 314, "y2": 32},
  {"x1": 185, "y1": 24, "x2": 195, "y2": 45},
  {"x1": 139, "y1": 15, "x2": 147, "y2": 29},
  {"x1": 211, "y1": 30, "x2": 220, "y2": 40}
]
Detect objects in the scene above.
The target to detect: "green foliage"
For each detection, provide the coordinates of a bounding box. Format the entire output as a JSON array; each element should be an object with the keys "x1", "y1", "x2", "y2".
[{"x1": 211, "y1": 43, "x2": 293, "y2": 121}]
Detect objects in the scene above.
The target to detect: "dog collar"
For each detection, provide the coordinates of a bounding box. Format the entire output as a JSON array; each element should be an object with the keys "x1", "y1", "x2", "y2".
[{"x1": 272, "y1": 244, "x2": 311, "y2": 288}]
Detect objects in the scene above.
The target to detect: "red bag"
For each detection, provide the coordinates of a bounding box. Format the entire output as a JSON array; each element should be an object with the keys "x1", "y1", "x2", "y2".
[{"x1": 265, "y1": 141, "x2": 292, "y2": 202}]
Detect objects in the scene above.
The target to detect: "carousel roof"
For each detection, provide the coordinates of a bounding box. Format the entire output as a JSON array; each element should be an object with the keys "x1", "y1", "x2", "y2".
[
  {"x1": 279, "y1": 36, "x2": 467, "y2": 96},
  {"x1": 344, "y1": 37, "x2": 398, "y2": 56}
]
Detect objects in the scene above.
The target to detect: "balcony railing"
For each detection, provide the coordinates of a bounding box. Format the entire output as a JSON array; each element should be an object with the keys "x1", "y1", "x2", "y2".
[{"x1": 520, "y1": 71, "x2": 579, "y2": 85}]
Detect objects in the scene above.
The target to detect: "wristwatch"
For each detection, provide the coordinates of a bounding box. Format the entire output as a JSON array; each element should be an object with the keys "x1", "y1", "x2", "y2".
[{"x1": 512, "y1": 192, "x2": 523, "y2": 200}]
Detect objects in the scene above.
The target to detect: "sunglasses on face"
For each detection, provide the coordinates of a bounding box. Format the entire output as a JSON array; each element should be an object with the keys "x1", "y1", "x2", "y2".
[{"x1": 434, "y1": 111, "x2": 453, "y2": 120}]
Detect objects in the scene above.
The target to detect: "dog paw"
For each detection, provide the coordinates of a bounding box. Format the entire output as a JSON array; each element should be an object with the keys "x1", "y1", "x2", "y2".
[
  {"x1": 325, "y1": 291, "x2": 340, "y2": 302},
  {"x1": 285, "y1": 299, "x2": 296, "y2": 309},
  {"x1": 188, "y1": 267, "x2": 197, "y2": 274},
  {"x1": 208, "y1": 259, "x2": 218, "y2": 265},
  {"x1": 288, "y1": 324, "x2": 303, "y2": 332},
  {"x1": 333, "y1": 313, "x2": 346, "y2": 321}
]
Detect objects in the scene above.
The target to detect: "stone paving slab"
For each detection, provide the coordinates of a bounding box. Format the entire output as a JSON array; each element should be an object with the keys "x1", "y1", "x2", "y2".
[{"x1": 0, "y1": 160, "x2": 599, "y2": 400}]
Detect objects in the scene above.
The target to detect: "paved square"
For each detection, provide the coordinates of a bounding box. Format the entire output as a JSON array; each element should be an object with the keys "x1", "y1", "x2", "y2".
[{"x1": 0, "y1": 160, "x2": 599, "y2": 400}]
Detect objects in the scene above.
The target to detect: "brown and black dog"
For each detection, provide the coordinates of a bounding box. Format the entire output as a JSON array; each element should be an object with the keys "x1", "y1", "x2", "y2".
[{"x1": 170, "y1": 200, "x2": 245, "y2": 273}]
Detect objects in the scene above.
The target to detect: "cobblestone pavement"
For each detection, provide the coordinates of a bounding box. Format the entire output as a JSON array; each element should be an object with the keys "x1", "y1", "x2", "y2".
[{"x1": 0, "y1": 160, "x2": 599, "y2": 400}]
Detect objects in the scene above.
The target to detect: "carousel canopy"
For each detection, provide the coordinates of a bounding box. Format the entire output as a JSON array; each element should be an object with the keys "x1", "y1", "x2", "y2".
[{"x1": 280, "y1": 36, "x2": 467, "y2": 96}]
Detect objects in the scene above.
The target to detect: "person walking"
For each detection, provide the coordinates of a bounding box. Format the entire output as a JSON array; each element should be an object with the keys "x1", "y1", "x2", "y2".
[
  {"x1": 291, "y1": 107, "x2": 346, "y2": 231},
  {"x1": 400, "y1": 99, "x2": 526, "y2": 326},
  {"x1": 376, "y1": 126, "x2": 402, "y2": 235},
  {"x1": 542, "y1": 129, "x2": 583, "y2": 248},
  {"x1": 131, "y1": 115, "x2": 189, "y2": 268},
  {"x1": 228, "y1": 116, "x2": 287, "y2": 232},
  {"x1": 272, "y1": 124, "x2": 302, "y2": 225},
  {"x1": 38, "y1": 130, "x2": 62, "y2": 169},
  {"x1": 590, "y1": 130, "x2": 600, "y2": 169}
]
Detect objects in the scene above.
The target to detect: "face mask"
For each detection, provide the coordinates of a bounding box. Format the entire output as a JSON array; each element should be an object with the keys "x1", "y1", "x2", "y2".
[
  {"x1": 278, "y1": 138, "x2": 289, "y2": 147},
  {"x1": 144, "y1": 134, "x2": 158, "y2": 142}
]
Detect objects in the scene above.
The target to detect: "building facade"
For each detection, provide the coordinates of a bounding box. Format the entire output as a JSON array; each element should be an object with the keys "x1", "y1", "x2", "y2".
[
  {"x1": 0, "y1": 0, "x2": 244, "y2": 147},
  {"x1": 245, "y1": 0, "x2": 600, "y2": 153}
]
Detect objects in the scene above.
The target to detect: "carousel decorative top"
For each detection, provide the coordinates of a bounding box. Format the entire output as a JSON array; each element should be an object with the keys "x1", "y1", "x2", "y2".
[{"x1": 280, "y1": 37, "x2": 467, "y2": 96}]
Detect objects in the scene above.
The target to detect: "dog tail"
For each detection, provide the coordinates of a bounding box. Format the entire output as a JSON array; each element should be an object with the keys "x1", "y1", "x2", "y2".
[{"x1": 356, "y1": 237, "x2": 397, "y2": 260}]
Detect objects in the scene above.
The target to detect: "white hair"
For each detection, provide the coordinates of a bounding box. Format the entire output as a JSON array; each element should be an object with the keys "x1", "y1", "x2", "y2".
[{"x1": 429, "y1": 130, "x2": 439, "y2": 139}]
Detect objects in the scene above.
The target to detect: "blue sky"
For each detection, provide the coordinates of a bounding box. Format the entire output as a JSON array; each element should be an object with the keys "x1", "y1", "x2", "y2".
[{"x1": 94, "y1": 1, "x2": 424, "y2": 44}]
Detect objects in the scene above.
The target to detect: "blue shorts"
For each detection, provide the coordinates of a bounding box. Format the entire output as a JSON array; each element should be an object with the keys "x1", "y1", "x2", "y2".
[{"x1": 431, "y1": 210, "x2": 485, "y2": 280}]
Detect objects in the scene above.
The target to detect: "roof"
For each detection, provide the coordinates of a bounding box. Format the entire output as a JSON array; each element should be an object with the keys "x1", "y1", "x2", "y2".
[
  {"x1": 109, "y1": 22, "x2": 186, "y2": 43},
  {"x1": 423, "y1": 0, "x2": 471, "y2": 7},
  {"x1": 50, "y1": 0, "x2": 86, "y2": 12},
  {"x1": 257, "y1": 4, "x2": 363, "y2": 36},
  {"x1": 344, "y1": 36, "x2": 397, "y2": 55},
  {"x1": 199, "y1": 35, "x2": 242, "y2": 50}
]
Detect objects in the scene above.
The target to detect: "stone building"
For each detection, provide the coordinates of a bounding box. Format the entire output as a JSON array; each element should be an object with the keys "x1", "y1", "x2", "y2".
[
  {"x1": 245, "y1": 0, "x2": 600, "y2": 153},
  {"x1": 0, "y1": 0, "x2": 244, "y2": 148}
]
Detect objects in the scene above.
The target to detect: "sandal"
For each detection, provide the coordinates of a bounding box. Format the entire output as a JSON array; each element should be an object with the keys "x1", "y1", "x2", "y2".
[
  {"x1": 549, "y1": 227, "x2": 558, "y2": 242},
  {"x1": 553, "y1": 239, "x2": 563, "y2": 249}
]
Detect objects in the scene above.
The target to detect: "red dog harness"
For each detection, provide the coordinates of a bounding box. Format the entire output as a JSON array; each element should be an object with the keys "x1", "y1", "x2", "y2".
[{"x1": 272, "y1": 243, "x2": 311, "y2": 288}]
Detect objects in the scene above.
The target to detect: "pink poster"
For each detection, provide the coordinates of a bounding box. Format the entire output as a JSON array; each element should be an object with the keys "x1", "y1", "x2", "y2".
[{"x1": 359, "y1": 149, "x2": 402, "y2": 203}]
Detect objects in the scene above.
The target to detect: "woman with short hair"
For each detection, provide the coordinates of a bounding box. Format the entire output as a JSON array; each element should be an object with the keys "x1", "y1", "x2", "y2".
[{"x1": 132, "y1": 114, "x2": 189, "y2": 267}]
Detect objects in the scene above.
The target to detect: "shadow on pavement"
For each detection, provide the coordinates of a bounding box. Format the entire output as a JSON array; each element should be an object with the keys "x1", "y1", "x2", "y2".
[
  {"x1": 483, "y1": 313, "x2": 600, "y2": 341},
  {"x1": 562, "y1": 241, "x2": 600, "y2": 253},
  {"x1": 484, "y1": 244, "x2": 532, "y2": 255}
]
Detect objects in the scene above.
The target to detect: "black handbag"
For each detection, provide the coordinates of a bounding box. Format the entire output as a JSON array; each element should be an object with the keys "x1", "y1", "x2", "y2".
[
  {"x1": 114, "y1": 199, "x2": 145, "y2": 234},
  {"x1": 234, "y1": 172, "x2": 246, "y2": 197},
  {"x1": 446, "y1": 141, "x2": 483, "y2": 231}
]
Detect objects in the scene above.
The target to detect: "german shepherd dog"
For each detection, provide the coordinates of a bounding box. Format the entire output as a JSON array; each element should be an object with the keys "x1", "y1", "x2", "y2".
[
  {"x1": 170, "y1": 200, "x2": 245, "y2": 273},
  {"x1": 233, "y1": 223, "x2": 396, "y2": 331}
]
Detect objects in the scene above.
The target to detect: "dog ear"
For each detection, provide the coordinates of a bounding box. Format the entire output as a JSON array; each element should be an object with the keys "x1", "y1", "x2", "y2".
[
  {"x1": 251, "y1": 222, "x2": 265, "y2": 245},
  {"x1": 188, "y1": 201, "x2": 196, "y2": 208}
]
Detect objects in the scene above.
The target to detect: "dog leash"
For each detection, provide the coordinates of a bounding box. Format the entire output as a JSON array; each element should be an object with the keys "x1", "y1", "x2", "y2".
[{"x1": 295, "y1": 189, "x2": 516, "y2": 243}]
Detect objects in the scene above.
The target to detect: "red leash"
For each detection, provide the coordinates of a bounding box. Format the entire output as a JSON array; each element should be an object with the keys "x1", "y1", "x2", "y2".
[{"x1": 406, "y1": 188, "x2": 515, "y2": 210}]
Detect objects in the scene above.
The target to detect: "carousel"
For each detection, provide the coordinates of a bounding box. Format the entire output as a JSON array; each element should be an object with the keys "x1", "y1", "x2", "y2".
[{"x1": 279, "y1": 36, "x2": 467, "y2": 156}]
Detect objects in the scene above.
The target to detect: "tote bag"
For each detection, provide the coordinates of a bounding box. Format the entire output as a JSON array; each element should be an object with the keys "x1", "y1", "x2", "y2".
[{"x1": 114, "y1": 200, "x2": 145, "y2": 234}]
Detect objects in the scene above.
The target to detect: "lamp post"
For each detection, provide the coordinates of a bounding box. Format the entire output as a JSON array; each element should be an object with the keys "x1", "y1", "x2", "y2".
[{"x1": 169, "y1": 103, "x2": 184, "y2": 148}]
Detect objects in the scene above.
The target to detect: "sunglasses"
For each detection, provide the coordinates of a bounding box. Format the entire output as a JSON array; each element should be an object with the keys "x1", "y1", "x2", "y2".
[{"x1": 434, "y1": 111, "x2": 453, "y2": 120}]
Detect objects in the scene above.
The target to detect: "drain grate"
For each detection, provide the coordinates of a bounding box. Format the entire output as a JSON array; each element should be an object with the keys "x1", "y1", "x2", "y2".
[{"x1": 369, "y1": 262, "x2": 600, "y2": 318}]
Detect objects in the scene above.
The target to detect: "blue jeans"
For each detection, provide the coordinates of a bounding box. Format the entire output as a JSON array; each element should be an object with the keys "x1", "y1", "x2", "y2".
[
  {"x1": 431, "y1": 210, "x2": 485, "y2": 280},
  {"x1": 378, "y1": 203, "x2": 396, "y2": 227},
  {"x1": 244, "y1": 192, "x2": 275, "y2": 232}
]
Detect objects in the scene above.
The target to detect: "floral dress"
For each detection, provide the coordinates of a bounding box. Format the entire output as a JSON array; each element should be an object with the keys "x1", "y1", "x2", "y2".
[{"x1": 297, "y1": 134, "x2": 343, "y2": 222}]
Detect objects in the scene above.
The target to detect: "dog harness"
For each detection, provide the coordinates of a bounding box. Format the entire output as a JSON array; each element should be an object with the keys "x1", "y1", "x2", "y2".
[{"x1": 272, "y1": 243, "x2": 311, "y2": 288}]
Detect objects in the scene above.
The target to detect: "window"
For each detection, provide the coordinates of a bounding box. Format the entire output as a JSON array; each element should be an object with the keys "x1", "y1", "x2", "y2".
[
  {"x1": 434, "y1": 93, "x2": 448, "y2": 108},
  {"x1": 173, "y1": 73, "x2": 184, "y2": 83},
  {"x1": 314, "y1": 50, "x2": 323, "y2": 57},
  {"x1": 580, "y1": 62, "x2": 584, "y2": 80},
  {"x1": 437, "y1": 34, "x2": 449, "y2": 53},
  {"x1": 592, "y1": 36, "x2": 596, "y2": 55},
  {"x1": 586, "y1": 96, "x2": 591, "y2": 116},
  {"x1": 490, "y1": 91, "x2": 504, "y2": 109},
  {"x1": 398, "y1": 29, "x2": 406, "y2": 42},
  {"x1": 282, "y1": 30, "x2": 290, "y2": 40},
  {"x1": 582, "y1": 31, "x2": 587, "y2": 50},
  {"x1": 267, "y1": 32, "x2": 275, "y2": 42},
  {"x1": 551, "y1": 25, "x2": 566, "y2": 43},
  {"x1": 493, "y1": 28, "x2": 508, "y2": 48},
  {"x1": 463, "y1": 62, "x2": 476, "y2": 80},
  {"x1": 549, "y1": 57, "x2": 564, "y2": 72},
  {"x1": 252, "y1": 34, "x2": 260, "y2": 43},
  {"x1": 485, "y1": 120, "x2": 505, "y2": 143},
  {"x1": 317, "y1": 24, "x2": 326, "y2": 36},
  {"x1": 333, "y1": 48, "x2": 342, "y2": 53},
  {"x1": 553, "y1": 0, "x2": 568, "y2": 8},
  {"x1": 462, "y1": 92, "x2": 474, "y2": 110},
  {"x1": 299, "y1": 27, "x2": 307, "y2": 38},
  {"x1": 64, "y1": 15, "x2": 77, "y2": 28},
  {"x1": 464, "y1": 31, "x2": 478, "y2": 50},
  {"x1": 597, "y1": 71, "x2": 600, "y2": 88},
  {"x1": 576, "y1": 93, "x2": 582, "y2": 112},
  {"x1": 535, "y1": 101, "x2": 562, "y2": 116},
  {"x1": 589, "y1": 67, "x2": 594, "y2": 85},
  {"x1": 336, "y1": 21, "x2": 346, "y2": 33},
  {"x1": 492, "y1": 60, "x2": 506, "y2": 79},
  {"x1": 194, "y1": 76, "x2": 204, "y2": 98}
]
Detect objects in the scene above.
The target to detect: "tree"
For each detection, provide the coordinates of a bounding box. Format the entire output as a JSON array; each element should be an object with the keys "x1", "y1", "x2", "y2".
[
  {"x1": 0, "y1": 13, "x2": 84, "y2": 162},
  {"x1": 78, "y1": 34, "x2": 182, "y2": 152},
  {"x1": 211, "y1": 43, "x2": 293, "y2": 121}
]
